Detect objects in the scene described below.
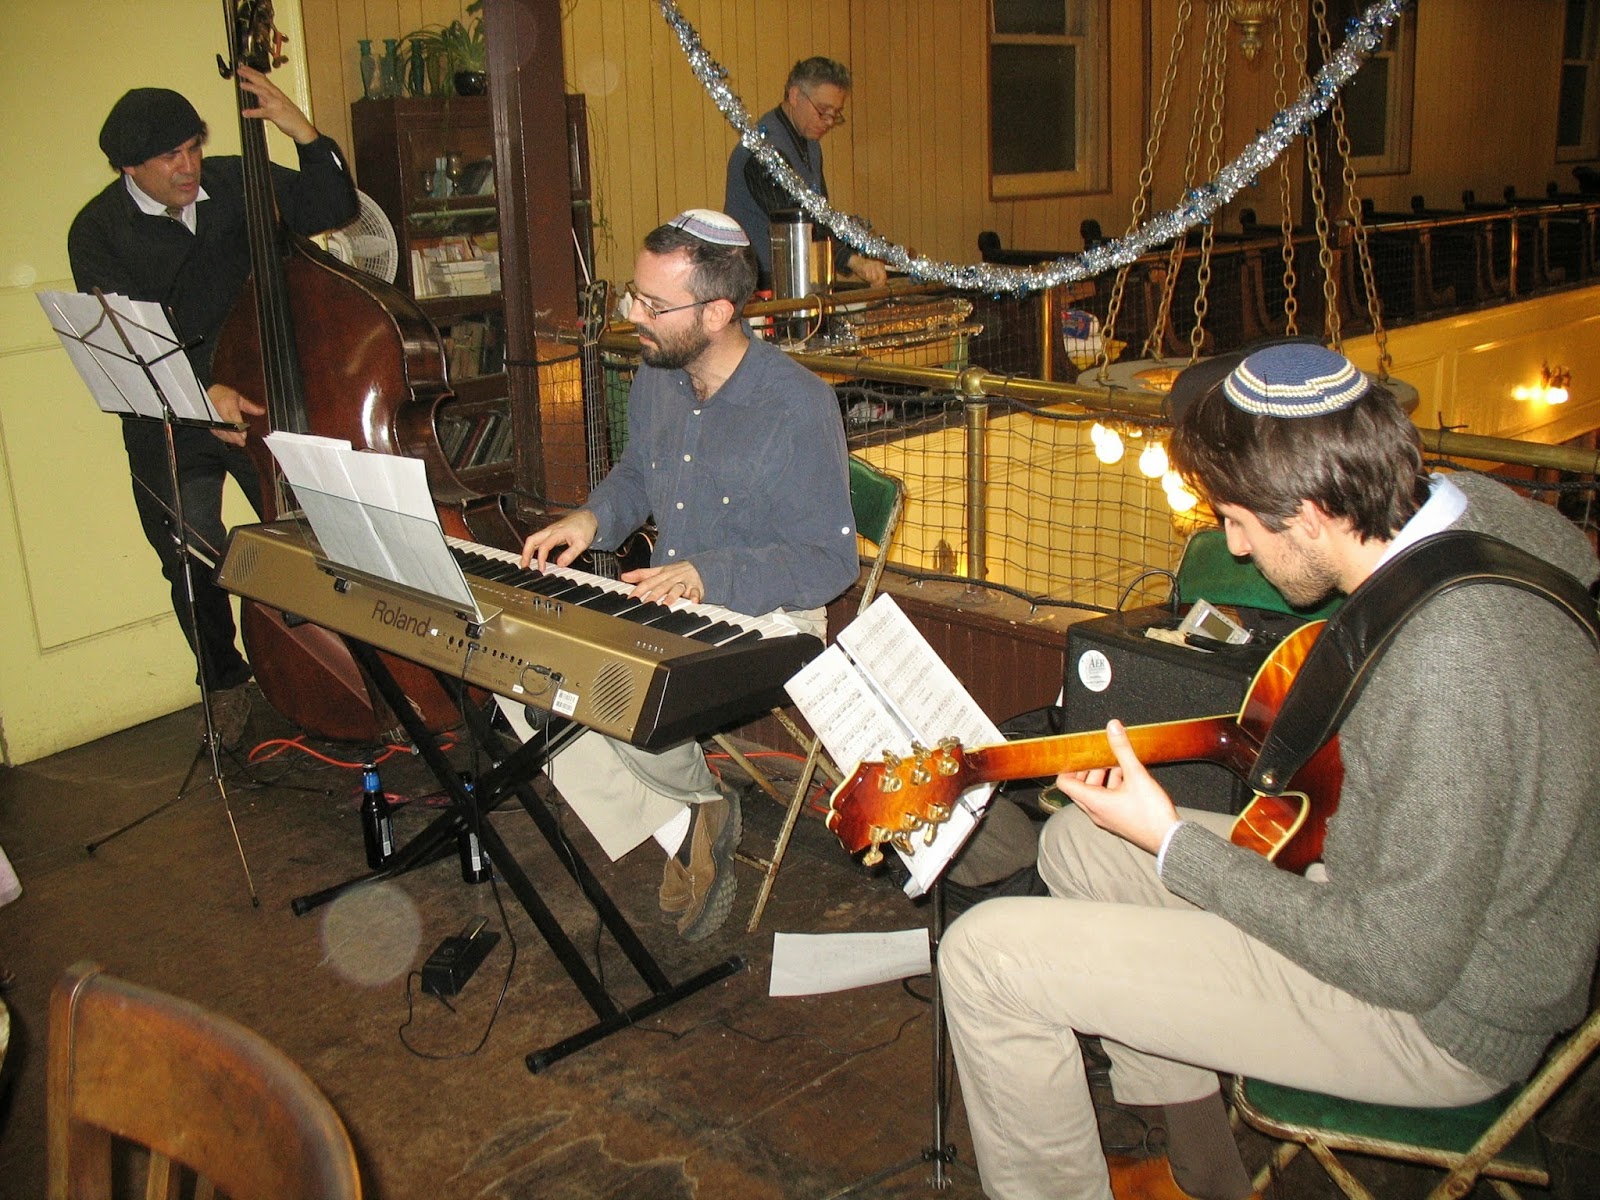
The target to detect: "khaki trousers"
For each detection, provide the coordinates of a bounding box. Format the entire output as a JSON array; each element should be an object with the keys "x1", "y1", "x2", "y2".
[
  {"x1": 543, "y1": 606, "x2": 826, "y2": 861},
  {"x1": 939, "y1": 806, "x2": 1496, "y2": 1200}
]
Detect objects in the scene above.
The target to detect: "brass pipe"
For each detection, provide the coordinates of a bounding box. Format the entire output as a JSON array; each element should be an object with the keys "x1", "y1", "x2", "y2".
[
  {"x1": 964, "y1": 398, "x2": 990, "y2": 584},
  {"x1": 596, "y1": 329, "x2": 1598, "y2": 475}
]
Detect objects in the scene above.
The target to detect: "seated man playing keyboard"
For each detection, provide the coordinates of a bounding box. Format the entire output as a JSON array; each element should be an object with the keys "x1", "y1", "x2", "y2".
[{"x1": 520, "y1": 209, "x2": 859, "y2": 940}]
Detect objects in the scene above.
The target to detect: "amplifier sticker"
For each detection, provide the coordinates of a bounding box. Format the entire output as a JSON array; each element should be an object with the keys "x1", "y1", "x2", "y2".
[
  {"x1": 1077, "y1": 649, "x2": 1113, "y2": 693},
  {"x1": 553, "y1": 688, "x2": 579, "y2": 717}
]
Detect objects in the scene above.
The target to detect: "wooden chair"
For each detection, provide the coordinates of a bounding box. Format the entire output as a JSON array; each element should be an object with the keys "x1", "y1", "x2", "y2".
[
  {"x1": 48, "y1": 960, "x2": 362, "y2": 1200},
  {"x1": 1232, "y1": 998, "x2": 1600, "y2": 1199},
  {"x1": 722, "y1": 455, "x2": 906, "y2": 931}
]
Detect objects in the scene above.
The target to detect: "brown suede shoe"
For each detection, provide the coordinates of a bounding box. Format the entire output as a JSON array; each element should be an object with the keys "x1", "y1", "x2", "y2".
[
  {"x1": 1106, "y1": 1156, "x2": 1259, "y2": 1200},
  {"x1": 205, "y1": 683, "x2": 252, "y2": 752},
  {"x1": 657, "y1": 790, "x2": 741, "y2": 941}
]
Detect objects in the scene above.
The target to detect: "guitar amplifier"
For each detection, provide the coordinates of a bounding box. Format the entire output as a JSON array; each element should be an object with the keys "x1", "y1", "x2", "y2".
[{"x1": 1062, "y1": 606, "x2": 1306, "y2": 814}]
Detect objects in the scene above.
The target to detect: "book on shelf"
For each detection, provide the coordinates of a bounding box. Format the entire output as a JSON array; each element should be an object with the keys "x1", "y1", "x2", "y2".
[
  {"x1": 409, "y1": 236, "x2": 501, "y2": 299},
  {"x1": 785, "y1": 594, "x2": 1001, "y2": 896}
]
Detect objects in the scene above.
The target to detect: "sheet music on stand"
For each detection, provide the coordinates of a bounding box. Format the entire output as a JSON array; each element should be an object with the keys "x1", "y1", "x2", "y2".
[
  {"x1": 786, "y1": 594, "x2": 1001, "y2": 896},
  {"x1": 36, "y1": 290, "x2": 220, "y2": 425},
  {"x1": 262, "y1": 431, "x2": 482, "y2": 619}
]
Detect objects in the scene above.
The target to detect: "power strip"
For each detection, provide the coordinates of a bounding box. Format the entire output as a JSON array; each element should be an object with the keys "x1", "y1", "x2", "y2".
[{"x1": 420, "y1": 918, "x2": 500, "y2": 997}]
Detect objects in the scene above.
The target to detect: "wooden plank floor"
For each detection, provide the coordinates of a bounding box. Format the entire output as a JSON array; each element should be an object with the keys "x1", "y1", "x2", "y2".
[{"x1": 0, "y1": 689, "x2": 1501, "y2": 1199}]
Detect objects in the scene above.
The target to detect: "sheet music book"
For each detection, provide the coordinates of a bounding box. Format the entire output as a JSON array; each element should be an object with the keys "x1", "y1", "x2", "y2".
[
  {"x1": 263, "y1": 431, "x2": 481, "y2": 618},
  {"x1": 37, "y1": 290, "x2": 220, "y2": 424},
  {"x1": 785, "y1": 594, "x2": 1001, "y2": 896}
]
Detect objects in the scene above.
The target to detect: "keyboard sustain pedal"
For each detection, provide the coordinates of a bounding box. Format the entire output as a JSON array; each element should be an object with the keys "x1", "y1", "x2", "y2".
[{"x1": 421, "y1": 917, "x2": 499, "y2": 997}]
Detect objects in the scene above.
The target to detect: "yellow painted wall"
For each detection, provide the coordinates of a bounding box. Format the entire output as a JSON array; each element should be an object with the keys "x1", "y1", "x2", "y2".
[{"x1": 1, "y1": 0, "x2": 317, "y2": 764}]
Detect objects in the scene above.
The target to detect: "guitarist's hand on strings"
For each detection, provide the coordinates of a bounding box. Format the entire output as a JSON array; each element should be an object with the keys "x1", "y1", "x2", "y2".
[
  {"x1": 520, "y1": 510, "x2": 600, "y2": 571},
  {"x1": 1056, "y1": 719, "x2": 1182, "y2": 857}
]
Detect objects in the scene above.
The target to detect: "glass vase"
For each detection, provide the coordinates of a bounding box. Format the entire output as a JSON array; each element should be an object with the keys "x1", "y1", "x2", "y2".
[
  {"x1": 407, "y1": 39, "x2": 428, "y2": 97},
  {"x1": 357, "y1": 40, "x2": 380, "y2": 101},
  {"x1": 379, "y1": 39, "x2": 402, "y2": 99}
]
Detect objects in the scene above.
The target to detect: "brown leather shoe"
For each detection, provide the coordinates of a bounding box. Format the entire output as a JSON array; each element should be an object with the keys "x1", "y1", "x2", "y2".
[
  {"x1": 657, "y1": 790, "x2": 741, "y2": 941},
  {"x1": 1105, "y1": 1155, "x2": 1259, "y2": 1200}
]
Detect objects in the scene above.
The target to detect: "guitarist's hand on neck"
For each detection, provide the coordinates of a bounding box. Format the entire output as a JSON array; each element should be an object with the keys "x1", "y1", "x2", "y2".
[{"x1": 1056, "y1": 719, "x2": 1182, "y2": 857}]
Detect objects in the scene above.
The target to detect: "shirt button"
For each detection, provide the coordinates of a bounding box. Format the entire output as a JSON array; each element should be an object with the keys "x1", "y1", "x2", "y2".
[
  {"x1": 683, "y1": 454, "x2": 692, "y2": 462},
  {"x1": 722, "y1": 496, "x2": 730, "y2": 504},
  {"x1": 667, "y1": 548, "x2": 677, "y2": 558},
  {"x1": 841, "y1": 526, "x2": 851, "y2": 534},
  {"x1": 675, "y1": 501, "x2": 684, "y2": 510}
]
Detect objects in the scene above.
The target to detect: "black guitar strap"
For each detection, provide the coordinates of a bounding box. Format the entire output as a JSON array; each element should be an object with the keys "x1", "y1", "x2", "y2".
[{"x1": 1247, "y1": 529, "x2": 1600, "y2": 794}]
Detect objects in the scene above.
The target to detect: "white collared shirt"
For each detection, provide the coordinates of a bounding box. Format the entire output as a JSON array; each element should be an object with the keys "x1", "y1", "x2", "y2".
[{"x1": 124, "y1": 174, "x2": 210, "y2": 233}]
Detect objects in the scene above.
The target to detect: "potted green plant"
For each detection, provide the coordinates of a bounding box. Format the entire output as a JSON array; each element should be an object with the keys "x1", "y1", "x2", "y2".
[{"x1": 403, "y1": 1, "x2": 486, "y2": 97}]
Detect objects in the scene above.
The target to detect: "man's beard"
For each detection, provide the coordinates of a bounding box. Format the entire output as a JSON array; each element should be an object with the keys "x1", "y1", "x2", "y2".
[
  {"x1": 639, "y1": 318, "x2": 710, "y2": 371},
  {"x1": 1264, "y1": 540, "x2": 1342, "y2": 608}
]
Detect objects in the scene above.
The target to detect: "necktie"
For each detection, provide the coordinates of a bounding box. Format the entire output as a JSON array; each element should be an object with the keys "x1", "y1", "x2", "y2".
[{"x1": 164, "y1": 205, "x2": 188, "y2": 230}]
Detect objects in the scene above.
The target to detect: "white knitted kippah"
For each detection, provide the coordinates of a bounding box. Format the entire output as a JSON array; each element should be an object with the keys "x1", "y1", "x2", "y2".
[
  {"x1": 667, "y1": 208, "x2": 750, "y2": 247},
  {"x1": 1223, "y1": 343, "x2": 1371, "y2": 417}
]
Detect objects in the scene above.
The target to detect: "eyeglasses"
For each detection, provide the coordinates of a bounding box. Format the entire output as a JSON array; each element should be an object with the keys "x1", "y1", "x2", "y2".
[
  {"x1": 801, "y1": 89, "x2": 847, "y2": 126},
  {"x1": 624, "y1": 284, "x2": 711, "y2": 320}
]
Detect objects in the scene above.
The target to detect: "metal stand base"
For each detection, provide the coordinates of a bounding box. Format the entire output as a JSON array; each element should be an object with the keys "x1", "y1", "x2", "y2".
[{"x1": 290, "y1": 638, "x2": 744, "y2": 1071}]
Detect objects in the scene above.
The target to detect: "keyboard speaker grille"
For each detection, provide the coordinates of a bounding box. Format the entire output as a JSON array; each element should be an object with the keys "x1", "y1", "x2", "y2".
[{"x1": 588, "y1": 662, "x2": 635, "y2": 727}]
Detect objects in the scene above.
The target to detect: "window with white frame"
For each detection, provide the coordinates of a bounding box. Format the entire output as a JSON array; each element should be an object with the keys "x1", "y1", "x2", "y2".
[
  {"x1": 988, "y1": 0, "x2": 1109, "y2": 198},
  {"x1": 1558, "y1": 0, "x2": 1600, "y2": 158},
  {"x1": 1334, "y1": 0, "x2": 1416, "y2": 175}
]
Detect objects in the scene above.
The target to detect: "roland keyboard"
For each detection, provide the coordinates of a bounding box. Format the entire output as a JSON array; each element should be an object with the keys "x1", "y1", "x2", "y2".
[{"x1": 217, "y1": 521, "x2": 823, "y2": 750}]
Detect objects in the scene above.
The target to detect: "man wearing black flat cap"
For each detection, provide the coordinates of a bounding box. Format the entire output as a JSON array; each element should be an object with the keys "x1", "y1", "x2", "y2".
[
  {"x1": 938, "y1": 343, "x2": 1600, "y2": 1199},
  {"x1": 69, "y1": 66, "x2": 356, "y2": 750}
]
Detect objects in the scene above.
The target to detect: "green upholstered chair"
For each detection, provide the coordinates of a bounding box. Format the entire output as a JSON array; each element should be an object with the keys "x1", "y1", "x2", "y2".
[
  {"x1": 1175, "y1": 527, "x2": 1343, "y2": 620},
  {"x1": 720, "y1": 456, "x2": 905, "y2": 931},
  {"x1": 1231, "y1": 997, "x2": 1600, "y2": 1199}
]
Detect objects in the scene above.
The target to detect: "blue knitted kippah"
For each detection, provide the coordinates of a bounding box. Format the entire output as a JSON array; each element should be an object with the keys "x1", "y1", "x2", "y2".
[
  {"x1": 666, "y1": 208, "x2": 750, "y2": 247},
  {"x1": 1223, "y1": 343, "x2": 1370, "y2": 417}
]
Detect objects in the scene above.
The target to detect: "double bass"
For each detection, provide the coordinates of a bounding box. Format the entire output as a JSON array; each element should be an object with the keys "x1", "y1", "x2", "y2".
[{"x1": 211, "y1": 0, "x2": 514, "y2": 741}]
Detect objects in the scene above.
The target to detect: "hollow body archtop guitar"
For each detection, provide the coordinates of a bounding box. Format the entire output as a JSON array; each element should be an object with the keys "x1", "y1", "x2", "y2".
[{"x1": 826, "y1": 620, "x2": 1343, "y2": 874}]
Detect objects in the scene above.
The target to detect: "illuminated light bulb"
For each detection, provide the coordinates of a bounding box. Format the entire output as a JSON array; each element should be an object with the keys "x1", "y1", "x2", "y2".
[
  {"x1": 1167, "y1": 487, "x2": 1199, "y2": 513},
  {"x1": 1513, "y1": 384, "x2": 1535, "y2": 402},
  {"x1": 1139, "y1": 440, "x2": 1168, "y2": 478},
  {"x1": 1094, "y1": 428, "x2": 1124, "y2": 465},
  {"x1": 1546, "y1": 385, "x2": 1569, "y2": 404}
]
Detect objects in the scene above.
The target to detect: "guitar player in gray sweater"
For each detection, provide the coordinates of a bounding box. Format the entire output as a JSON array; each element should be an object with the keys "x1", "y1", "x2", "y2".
[{"x1": 939, "y1": 342, "x2": 1600, "y2": 1200}]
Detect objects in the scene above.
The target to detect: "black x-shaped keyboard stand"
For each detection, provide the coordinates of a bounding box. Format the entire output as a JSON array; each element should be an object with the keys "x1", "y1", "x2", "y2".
[{"x1": 288, "y1": 636, "x2": 745, "y2": 1072}]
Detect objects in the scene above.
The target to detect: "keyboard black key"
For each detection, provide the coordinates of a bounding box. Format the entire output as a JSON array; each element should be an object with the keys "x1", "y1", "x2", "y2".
[
  {"x1": 651, "y1": 610, "x2": 712, "y2": 636},
  {"x1": 687, "y1": 621, "x2": 743, "y2": 644}
]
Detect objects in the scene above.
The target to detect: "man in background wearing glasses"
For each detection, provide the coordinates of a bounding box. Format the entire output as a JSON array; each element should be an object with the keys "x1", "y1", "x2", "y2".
[
  {"x1": 519, "y1": 210, "x2": 859, "y2": 941},
  {"x1": 725, "y1": 57, "x2": 889, "y2": 291}
]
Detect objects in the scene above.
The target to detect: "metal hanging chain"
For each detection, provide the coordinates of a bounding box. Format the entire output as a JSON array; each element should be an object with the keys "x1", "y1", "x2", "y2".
[
  {"x1": 1098, "y1": 0, "x2": 1194, "y2": 377},
  {"x1": 1305, "y1": 0, "x2": 1342, "y2": 346},
  {"x1": 1315, "y1": 0, "x2": 1391, "y2": 374},
  {"x1": 1147, "y1": 0, "x2": 1224, "y2": 360},
  {"x1": 1271, "y1": 3, "x2": 1301, "y2": 335},
  {"x1": 1189, "y1": 2, "x2": 1234, "y2": 360}
]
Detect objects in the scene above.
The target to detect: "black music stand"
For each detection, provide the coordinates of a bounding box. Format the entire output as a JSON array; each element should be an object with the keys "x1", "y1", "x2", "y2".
[{"x1": 38, "y1": 288, "x2": 258, "y2": 902}]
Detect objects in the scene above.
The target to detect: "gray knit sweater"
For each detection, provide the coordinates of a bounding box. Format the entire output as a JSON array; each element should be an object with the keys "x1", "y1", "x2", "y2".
[{"x1": 1161, "y1": 472, "x2": 1600, "y2": 1085}]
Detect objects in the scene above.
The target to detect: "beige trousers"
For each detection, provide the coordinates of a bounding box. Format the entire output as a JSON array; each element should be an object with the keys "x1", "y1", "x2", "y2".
[
  {"x1": 939, "y1": 805, "x2": 1497, "y2": 1200},
  {"x1": 543, "y1": 606, "x2": 826, "y2": 861}
]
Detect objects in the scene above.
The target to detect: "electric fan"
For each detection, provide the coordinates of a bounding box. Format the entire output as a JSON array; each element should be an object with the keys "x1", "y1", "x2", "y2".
[{"x1": 323, "y1": 190, "x2": 399, "y2": 284}]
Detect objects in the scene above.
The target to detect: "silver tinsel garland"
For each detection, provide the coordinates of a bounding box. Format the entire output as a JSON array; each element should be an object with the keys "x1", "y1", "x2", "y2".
[{"x1": 656, "y1": 0, "x2": 1408, "y2": 295}]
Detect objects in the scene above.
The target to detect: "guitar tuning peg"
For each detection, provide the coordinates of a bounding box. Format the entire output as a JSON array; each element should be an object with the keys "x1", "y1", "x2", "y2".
[
  {"x1": 880, "y1": 774, "x2": 903, "y2": 793},
  {"x1": 910, "y1": 764, "x2": 932, "y2": 786},
  {"x1": 937, "y1": 736, "x2": 961, "y2": 751},
  {"x1": 922, "y1": 824, "x2": 940, "y2": 847},
  {"x1": 890, "y1": 832, "x2": 913, "y2": 855},
  {"x1": 862, "y1": 844, "x2": 884, "y2": 867},
  {"x1": 909, "y1": 741, "x2": 929, "y2": 758},
  {"x1": 936, "y1": 756, "x2": 961, "y2": 777},
  {"x1": 881, "y1": 750, "x2": 902, "y2": 771},
  {"x1": 926, "y1": 804, "x2": 950, "y2": 824}
]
